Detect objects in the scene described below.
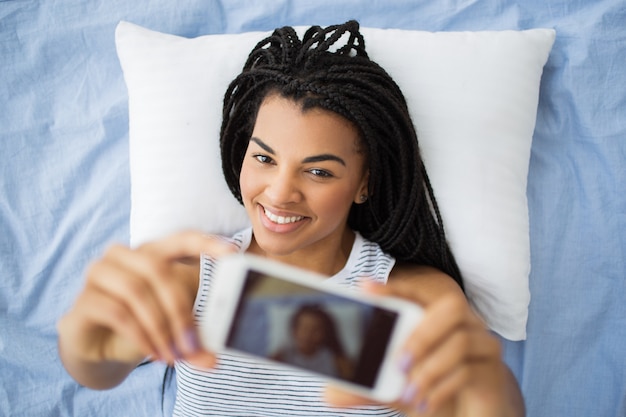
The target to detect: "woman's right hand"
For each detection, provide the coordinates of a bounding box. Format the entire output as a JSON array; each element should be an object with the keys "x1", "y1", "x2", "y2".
[{"x1": 57, "y1": 231, "x2": 237, "y2": 388}]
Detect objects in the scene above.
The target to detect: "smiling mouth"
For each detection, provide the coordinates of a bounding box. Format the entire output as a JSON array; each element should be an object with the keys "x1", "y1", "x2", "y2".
[{"x1": 263, "y1": 207, "x2": 305, "y2": 224}]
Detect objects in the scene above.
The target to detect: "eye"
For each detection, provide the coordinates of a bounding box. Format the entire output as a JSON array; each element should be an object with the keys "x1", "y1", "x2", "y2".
[
  {"x1": 308, "y1": 168, "x2": 333, "y2": 178},
  {"x1": 253, "y1": 154, "x2": 274, "y2": 164}
]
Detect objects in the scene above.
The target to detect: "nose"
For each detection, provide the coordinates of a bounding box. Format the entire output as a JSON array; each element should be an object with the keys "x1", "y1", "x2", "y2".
[{"x1": 265, "y1": 169, "x2": 302, "y2": 204}]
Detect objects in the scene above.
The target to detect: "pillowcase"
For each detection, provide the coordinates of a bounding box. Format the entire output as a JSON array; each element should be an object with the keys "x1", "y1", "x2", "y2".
[{"x1": 115, "y1": 21, "x2": 555, "y2": 341}]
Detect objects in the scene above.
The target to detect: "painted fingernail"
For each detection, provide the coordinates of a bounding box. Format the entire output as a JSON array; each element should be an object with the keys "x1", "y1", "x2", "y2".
[
  {"x1": 416, "y1": 400, "x2": 428, "y2": 414},
  {"x1": 170, "y1": 342, "x2": 183, "y2": 360},
  {"x1": 398, "y1": 352, "x2": 413, "y2": 373},
  {"x1": 182, "y1": 329, "x2": 201, "y2": 353},
  {"x1": 401, "y1": 381, "x2": 418, "y2": 404}
]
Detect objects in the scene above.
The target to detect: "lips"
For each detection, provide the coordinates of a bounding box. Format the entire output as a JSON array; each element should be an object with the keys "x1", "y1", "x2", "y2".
[{"x1": 263, "y1": 206, "x2": 305, "y2": 224}]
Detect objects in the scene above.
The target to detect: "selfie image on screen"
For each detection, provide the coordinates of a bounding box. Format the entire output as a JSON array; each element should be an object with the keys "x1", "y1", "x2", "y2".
[{"x1": 226, "y1": 271, "x2": 398, "y2": 388}]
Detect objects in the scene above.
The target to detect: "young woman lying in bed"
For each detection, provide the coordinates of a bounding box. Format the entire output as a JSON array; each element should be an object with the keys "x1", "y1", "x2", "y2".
[{"x1": 57, "y1": 21, "x2": 525, "y2": 417}]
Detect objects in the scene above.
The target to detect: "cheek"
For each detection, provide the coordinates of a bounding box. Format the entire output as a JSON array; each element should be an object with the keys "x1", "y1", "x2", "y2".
[
  {"x1": 238, "y1": 161, "x2": 256, "y2": 204},
  {"x1": 312, "y1": 184, "x2": 357, "y2": 216}
]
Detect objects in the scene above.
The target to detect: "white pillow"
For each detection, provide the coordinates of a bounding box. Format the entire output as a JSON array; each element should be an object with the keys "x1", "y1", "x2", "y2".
[{"x1": 115, "y1": 21, "x2": 555, "y2": 341}]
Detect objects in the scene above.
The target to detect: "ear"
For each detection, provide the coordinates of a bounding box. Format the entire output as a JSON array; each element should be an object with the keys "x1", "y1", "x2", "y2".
[{"x1": 353, "y1": 170, "x2": 370, "y2": 204}]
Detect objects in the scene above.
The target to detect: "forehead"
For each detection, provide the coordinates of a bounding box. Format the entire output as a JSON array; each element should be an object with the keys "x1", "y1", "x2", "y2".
[
  {"x1": 252, "y1": 94, "x2": 362, "y2": 155},
  {"x1": 296, "y1": 311, "x2": 324, "y2": 323}
]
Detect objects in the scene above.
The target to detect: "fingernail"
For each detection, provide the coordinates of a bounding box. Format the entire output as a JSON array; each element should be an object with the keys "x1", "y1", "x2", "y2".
[
  {"x1": 401, "y1": 381, "x2": 418, "y2": 404},
  {"x1": 398, "y1": 352, "x2": 413, "y2": 373},
  {"x1": 182, "y1": 329, "x2": 201, "y2": 353},
  {"x1": 416, "y1": 400, "x2": 428, "y2": 414},
  {"x1": 170, "y1": 342, "x2": 183, "y2": 360}
]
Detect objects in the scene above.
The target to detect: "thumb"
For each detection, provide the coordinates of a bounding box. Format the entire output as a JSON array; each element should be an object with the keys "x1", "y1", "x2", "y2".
[{"x1": 138, "y1": 231, "x2": 238, "y2": 262}]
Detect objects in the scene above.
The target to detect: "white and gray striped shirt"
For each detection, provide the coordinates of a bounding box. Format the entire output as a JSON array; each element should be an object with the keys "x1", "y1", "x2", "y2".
[{"x1": 173, "y1": 228, "x2": 402, "y2": 416}]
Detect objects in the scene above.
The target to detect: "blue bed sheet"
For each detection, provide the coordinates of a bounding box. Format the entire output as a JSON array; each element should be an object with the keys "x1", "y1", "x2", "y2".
[{"x1": 1, "y1": 1, "x2": 624, "y2": 416}]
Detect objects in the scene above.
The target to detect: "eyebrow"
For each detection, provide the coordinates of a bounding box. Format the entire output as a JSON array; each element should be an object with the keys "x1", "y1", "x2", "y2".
[{"x1": 250, "y1": 137, "x2": 346, "y2": 166}]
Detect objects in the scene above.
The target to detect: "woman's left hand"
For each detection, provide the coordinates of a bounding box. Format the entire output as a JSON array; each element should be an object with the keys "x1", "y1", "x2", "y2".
[{"x1": 325, "y1": 273, "x2": 524, "y2": 417}]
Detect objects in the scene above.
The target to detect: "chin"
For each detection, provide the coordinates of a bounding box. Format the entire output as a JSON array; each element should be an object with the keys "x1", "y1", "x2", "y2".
[
  {"x1": 249, "y1": 213, "x2": 312, "y2": 256},
  {"x1": 251, "y1": 232, "x2": 297, "y2": 257}
]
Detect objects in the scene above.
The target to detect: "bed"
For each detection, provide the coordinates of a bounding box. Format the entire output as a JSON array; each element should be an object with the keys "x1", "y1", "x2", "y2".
[{"x1": 1, "y1": 1, "x2": 624, "y2": 416}]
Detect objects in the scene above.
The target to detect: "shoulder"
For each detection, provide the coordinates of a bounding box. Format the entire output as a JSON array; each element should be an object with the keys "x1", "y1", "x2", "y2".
[{"x1": 389, "y1": 262, "x2": 465, "y2": 303}]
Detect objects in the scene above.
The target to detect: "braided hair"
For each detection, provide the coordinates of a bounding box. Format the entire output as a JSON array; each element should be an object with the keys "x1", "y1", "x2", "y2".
[{"x1": 220, "y1": 21, "x2": 463, "y2": 289}]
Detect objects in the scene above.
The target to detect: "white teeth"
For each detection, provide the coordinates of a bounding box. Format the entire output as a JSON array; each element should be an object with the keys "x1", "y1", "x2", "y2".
[{"x1": 264, "y1": 207, "x2": 303, "y2": 224}]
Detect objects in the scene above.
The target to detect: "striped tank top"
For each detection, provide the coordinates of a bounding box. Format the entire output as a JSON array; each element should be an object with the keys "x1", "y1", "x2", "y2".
[{"x1": 173, "y1": 229, "x2": 403, "y2": 416}]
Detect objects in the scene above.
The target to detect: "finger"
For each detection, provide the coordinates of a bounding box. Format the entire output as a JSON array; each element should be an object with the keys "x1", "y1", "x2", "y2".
[
  {"x1": 108, "y1": 245, "x2": 200, "y2": 357},
  {"x1": 406, "y1": 327, "x2": 501, "y2": 402},
  {"x1": 138, "y1": 230, "x2": 238, "y2": 262},
  {"x1": 323, "y1": 385, "x2": 377, "y2": 407},
  {"x1": 112, "y1": 244, "x2": 216, "y2": 359},
  {"x1": 154, "y1": 282, "x2": 200, "y2": 358},
  {"x1": 416, "y1": 363, "x2": 470, "y2": 414},
  {"x1": 363, "y1": 278, "x2": 429, "y2": 306},
  {"x1": 401, "y1": 293, "x2": 483, "y2": 364},
  {"x1": 417, "y1": 360, "x2": 506, "y2": 415},
  {"x1": 66, "y1": 289, "x2": 158, "y2": 362},
  {"x1": 86, "y1": 257, "x2": 178, "y2": 363}
]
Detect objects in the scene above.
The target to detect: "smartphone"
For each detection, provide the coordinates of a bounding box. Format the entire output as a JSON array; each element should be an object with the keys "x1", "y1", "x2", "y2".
[{"x1": 200, "y1": 253, "x2": 423, "y2": 402}]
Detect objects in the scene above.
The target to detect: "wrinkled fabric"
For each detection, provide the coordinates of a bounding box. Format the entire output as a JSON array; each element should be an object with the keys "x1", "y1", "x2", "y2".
[{"x1": 0, "y1": 1, "x2": 624, "y2": 416}]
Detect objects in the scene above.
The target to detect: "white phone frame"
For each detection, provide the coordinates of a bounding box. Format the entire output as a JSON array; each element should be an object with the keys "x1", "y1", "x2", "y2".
[{"x1": 200, "y1": 253, "x2": 423, "y2": 402}]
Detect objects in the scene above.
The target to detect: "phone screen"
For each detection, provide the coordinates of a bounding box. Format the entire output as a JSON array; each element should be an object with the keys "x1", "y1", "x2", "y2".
[{"x1": 225, "y1": 270, "x2": 399, "y2": 388}]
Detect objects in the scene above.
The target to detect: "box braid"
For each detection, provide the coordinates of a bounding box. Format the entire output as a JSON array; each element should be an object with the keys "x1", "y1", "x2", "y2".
[{"x1": 219, "y1": 21, "x2": 463, "y2": 289}]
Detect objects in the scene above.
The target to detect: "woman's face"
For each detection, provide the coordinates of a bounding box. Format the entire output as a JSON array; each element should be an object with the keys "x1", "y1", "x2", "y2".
[
  {"x1": 293, "y1": 313, "x2": 326, "y2": 355},
  {"x1": 239, "y1": 94, "x2": 368, "y2": 265}
]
